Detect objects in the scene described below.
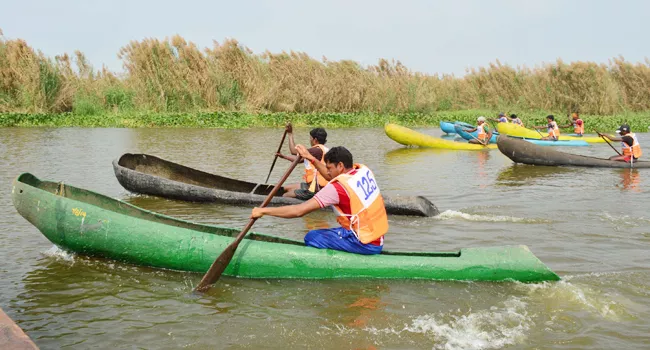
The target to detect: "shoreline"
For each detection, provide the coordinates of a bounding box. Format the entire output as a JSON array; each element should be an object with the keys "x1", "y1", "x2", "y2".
[{"x1": 1, "y1": 111, "x2": 648, "y2": 132}]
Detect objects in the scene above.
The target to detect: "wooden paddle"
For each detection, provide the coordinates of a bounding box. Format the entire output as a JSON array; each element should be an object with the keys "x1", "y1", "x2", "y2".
[
  {"x1": 264, "y1": 123, "x2": 291, "y2": 184},
  {"x1": 465, "y1": 128, "x2": 489, "y2": 146},
  {"x1": 596, "y1": 131, "x2": 623, "y2": 156},
  {"x1": 195, "y1": 156, "x2": 302, "y2": 292}
]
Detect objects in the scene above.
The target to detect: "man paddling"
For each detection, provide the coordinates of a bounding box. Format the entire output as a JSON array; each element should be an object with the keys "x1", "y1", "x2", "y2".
[
  {"x1": 599, "y1": 124, "x2": 643, "y2": 162},
  {"x1": 276, "y1": 125, "x2": 329, "y2": 199},
  {"x1": 463, "y1": 116, "x2": 492, "y2": 145},
  {"x1": 533, "y1": 115, "x2": 560, "y2": 140},
  {"x1": 252, "y1": 146, "x2": 388, "y2": 255},
  {"x1": 492, "y1": 112, "x2": 508, "y2": 124},
  {"x1": 509, "y1": 114, "x2": 524, "y2": 127},
  {"x1": 560, "y1": 113, "x2": 584, "y2": 136}
]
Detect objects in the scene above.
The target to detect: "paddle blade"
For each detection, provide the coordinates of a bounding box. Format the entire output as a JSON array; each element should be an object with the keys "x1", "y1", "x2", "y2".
[{"x1": 194, "y1": 242, "x2": 239, "y2": 292}]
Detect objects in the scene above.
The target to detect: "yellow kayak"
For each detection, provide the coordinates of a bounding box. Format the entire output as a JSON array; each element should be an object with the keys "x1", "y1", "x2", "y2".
[
  {"x1": 384, "y1": 123, "x2": 497, "y2": 150},
  {"x1": 496, "y1": 123, "x2": 604, "y2": 143}
]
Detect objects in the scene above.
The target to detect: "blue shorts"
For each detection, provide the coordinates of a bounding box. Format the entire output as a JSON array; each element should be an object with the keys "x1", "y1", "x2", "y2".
[{"x1": 304, "y1": 227, "x2": 382, "y2": 255}]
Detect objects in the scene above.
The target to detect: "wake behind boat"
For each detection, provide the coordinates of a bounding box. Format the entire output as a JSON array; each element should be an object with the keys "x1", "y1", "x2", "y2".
[
  {"x1": 113, "y1": 153, "x2": 439, "y2": 217},
  {"x1": 497, "y1": 135, "x2": 650, "y2": 168},
  {"x1": 11, "y1": 173, "x2": 560, "y2": 282}
]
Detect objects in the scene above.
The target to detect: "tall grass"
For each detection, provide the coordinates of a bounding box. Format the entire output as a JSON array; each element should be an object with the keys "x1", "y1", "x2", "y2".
[{"x1": 1, "y1": 29, "x2": 650, "y2": 117}]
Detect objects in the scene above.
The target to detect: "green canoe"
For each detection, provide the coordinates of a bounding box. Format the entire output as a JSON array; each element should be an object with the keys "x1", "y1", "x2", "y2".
[{"x1": 12, "y1": 173, "x2": 560, "y2": 282}]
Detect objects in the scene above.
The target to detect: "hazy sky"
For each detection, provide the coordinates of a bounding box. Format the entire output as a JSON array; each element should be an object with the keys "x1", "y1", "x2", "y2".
[{"x1": 1, "y1": 0, "x2": 648, "y2": 76}]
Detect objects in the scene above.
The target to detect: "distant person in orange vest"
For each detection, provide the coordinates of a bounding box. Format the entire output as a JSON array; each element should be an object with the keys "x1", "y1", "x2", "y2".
[
  {"x1": 463, "y1": 116, "x2": 493, "y2": 145},
  {"x1": 492, "y1": 112, "x2": 508, "y2": 123},
  {"x1": 533, "y1": 115, "x2": 560, "y2": 140},
  {"x1": 276, "y1": 125, "x2": 329, "y2": 199},
  {"x1": 599, "y1": 124, "x2": 643, "y2": 162},
  {"x1": 252, "y1": 146, "x2": 388, "y2": 255},
  {"x1": 560, "y1": 113, "x2": 584, "y2": 136},
  {"x1": 509, "y1": 114, "x2": 524, "y2": 127}
]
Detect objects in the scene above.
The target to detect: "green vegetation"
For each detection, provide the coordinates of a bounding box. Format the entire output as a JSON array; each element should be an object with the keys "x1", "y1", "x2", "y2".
[
  {"x1": 1, "y1": 110, "x2": 647, "y2": 132},
  {"x1": 1, "y1": 29, "x2": 649, "y2": 129}
]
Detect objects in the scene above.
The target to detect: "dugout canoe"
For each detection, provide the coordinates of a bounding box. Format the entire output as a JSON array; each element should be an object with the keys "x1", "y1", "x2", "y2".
[
  {"x1": 440, "y1": 121, "x2": 474, "y2": 134},
  {"x1": 496, "y1": 123, "x2": 605, "y2": 143},
  {"x1": 385, "y1": 123, "x2": 498, "y2": 150},
  {"x1": 11, "y1": 173, "x2": 560, "y2": 282},
  {"x1": 497, "y1": 135, "x2": 650, "y2": 168},
  {"x1": 113, "y1": 154, "x2": 439, "y2": 217}
]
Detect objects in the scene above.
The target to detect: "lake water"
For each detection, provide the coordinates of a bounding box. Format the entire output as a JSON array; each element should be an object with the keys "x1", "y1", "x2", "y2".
[{"x1": 1, "y1": 126, "x2": 649, "y2": 349}]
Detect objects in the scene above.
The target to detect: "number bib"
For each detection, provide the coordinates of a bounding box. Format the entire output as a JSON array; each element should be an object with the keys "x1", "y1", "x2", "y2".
[{"x1": 346, "y1": 168, "x2": 380, "y2": 209}]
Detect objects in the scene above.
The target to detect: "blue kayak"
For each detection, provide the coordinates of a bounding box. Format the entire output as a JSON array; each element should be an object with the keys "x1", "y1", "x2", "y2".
[
  {"x1": 454, "y1": 123, "x2": 499, "y2": 143},
  {"x1": 518, "y1": 137, "x2": 589, "y2": 146},
  {"x1": 440, "y1": 121, "x2": 474, "y2": 134}
]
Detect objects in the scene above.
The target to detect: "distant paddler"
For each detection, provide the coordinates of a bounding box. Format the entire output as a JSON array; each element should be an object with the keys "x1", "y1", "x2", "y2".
[
  {"x1": 533, "y1": 115, "x2": 561, "y2": 140},
  {"x1": 598, "y1": 124, "x2": 643, "y2": 163},
  {"x1": 491, "y1": 112, "x2": 509, "y2": 124},
  {"x1": 276, "y1": 124, "x2": 329, "y2": 199},
  {"x1": 560, "y1": 112, "x2": 584, "y2": 136},
  {"x1": 252, "y1": 146, "x2": 389, "y2": 255},
  {"x1": 463, "y1": 116, "x2": 493, "y2": 146},
  {"x1": 509, "y1": 114, "x2": 524, "y2": 127}
]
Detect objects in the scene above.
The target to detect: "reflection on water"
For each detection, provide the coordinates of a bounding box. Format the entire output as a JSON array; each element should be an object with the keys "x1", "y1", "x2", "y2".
[
  {"x1": 2, "y1": 127, "x2": 650, "y2": 349},
  {"x1": 618, "y1": 169, "x2": 642, "y2": 192},
  {"x1": 495, "y1": 164, "x2": 580, "y2": 186}
]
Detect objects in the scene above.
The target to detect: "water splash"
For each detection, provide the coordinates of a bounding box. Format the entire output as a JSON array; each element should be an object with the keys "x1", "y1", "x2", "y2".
[
  {"x1": 514, "y1": 279, "x2": 636, "y2": 322},
  {"x1": 42, "y1": 245, "x2": 75, "y2": 262},
  {"x1": 320, "y1": 296, "x2": 533, "y2": 350},
  {"x1": 405, "y1": 297, "x2": 531, "y2": 350},
  {"x1": 434, "y1": 210, "x2": 548, "y2": 224}
]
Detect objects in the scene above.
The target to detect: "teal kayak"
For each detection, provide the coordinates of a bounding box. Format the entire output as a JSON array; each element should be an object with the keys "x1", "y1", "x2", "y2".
[
  {"x1": 441, "y1": 121, "x2": 473, "y2": 134},
  {"x1": 12, "y1": 173, "x2": 560, "y2": 282},
  {"x1": 511, "y1": 136, "x2": 589, "y2": 147}
]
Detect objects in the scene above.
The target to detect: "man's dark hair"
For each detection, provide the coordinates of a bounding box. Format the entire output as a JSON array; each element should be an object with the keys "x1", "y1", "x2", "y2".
[
  {"x1": 547, "y1": 115, "x2": 555, "y2": 121},
  {"x1": 324, "y1": 146, "x2": 353, "y2": 168},
  {"x1": 310, "y1": 128, "x2": 327, "y2": 144}
]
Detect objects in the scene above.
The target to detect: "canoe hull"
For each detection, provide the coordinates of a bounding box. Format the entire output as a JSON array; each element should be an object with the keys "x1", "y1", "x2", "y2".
[
  {"x1": 496, "y1": 123, "x2": 604, "y2": 143},
  {"x1": 12, "y1": 173, "x2": 560, "y2": 282},
  {"x1": 114, "y1": 154, "x2": 439, "y2": 217},
  {"x1": 497, "y1": 136, "x2": 650, "y2": 168},
  {"x1": 385, "y1": 123, "x2": 497, "y2": 150}
]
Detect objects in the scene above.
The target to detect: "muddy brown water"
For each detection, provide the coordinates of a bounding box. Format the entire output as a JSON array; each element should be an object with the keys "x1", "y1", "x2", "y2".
[{"x1": 1, "y1": 127, "x2": 649, "y2": 349}]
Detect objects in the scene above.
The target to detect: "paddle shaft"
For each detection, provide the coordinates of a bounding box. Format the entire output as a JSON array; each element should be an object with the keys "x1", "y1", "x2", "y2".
[
  {"x1": 466, "y1": 125, "x2": 489, "y2": 146},
  {"x1": 597, "y1": 131, "x2": 623, "y2": 156},
  {"x1": 264, "y1": 128, "x2": 290, "y2": 183},
  {"x1": 196, "y1": 156, "x2": 303, "y2": 292},
  {"x1": 467, "y1": 132, "x2": 488, "y2": 146}
]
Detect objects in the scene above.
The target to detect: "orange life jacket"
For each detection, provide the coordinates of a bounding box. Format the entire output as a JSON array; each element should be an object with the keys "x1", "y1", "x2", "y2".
[
  {"x1": 330, "y1": 164, "x2": 389, "y2": 244},
  {"x1": 622, "y1": 133, "x2": 642, "y2": 158},
  {"x1": 573, "y1": 119, "x2": 584, "y2": 134},
  {"x1": 477, "y1": 124, "x2": 488, "y2": 141},
  {"x1": 547, "y1": 121, "x2": 560, "y2": 139},
  {"x1": 304, "y1": 144, "x2": 329, "y2": 191}
]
